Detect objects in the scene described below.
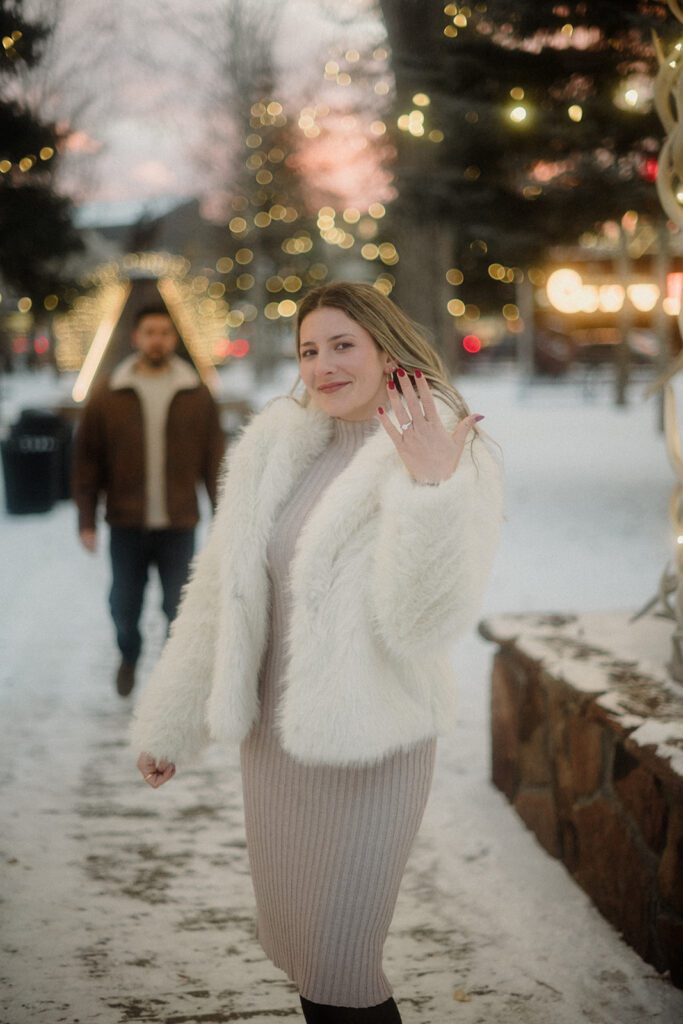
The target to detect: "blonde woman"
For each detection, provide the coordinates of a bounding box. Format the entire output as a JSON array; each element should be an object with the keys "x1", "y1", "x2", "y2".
[{"x1": 131, "y1": 282, "x2": 504, "y2": 1023}]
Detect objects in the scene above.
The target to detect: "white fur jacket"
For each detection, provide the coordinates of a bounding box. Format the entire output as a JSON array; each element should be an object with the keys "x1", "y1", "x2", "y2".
[{"x1": 130, "y1": 394, "x2": 504, "y2": 768}]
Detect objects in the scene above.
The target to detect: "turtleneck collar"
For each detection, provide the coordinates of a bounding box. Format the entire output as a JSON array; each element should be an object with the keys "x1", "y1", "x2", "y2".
[{"x1": 331, "y1": 415, "x2": 380, "y2": 446}]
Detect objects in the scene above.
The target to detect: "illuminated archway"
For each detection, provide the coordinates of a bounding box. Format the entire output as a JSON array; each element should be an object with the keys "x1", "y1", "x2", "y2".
[{"x1": 54, "y1": 252, "x2": 229, "y2": 402}]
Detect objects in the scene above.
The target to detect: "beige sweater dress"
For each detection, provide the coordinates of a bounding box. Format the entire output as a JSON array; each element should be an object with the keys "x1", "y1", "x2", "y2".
[{"x1": 239, "y1": 414, "x2": 437, "y2": 1008}]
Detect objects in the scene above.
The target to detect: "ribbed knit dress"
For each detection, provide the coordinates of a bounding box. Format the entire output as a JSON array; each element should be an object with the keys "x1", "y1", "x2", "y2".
[{"x1": 239, "y1": 414, "x2": 438, "y2": 1008}]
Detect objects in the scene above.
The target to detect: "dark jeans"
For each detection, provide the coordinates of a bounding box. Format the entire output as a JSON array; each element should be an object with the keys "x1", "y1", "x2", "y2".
[{"x1": 109, "y1": 526, "x2": 195, "y2": 664}]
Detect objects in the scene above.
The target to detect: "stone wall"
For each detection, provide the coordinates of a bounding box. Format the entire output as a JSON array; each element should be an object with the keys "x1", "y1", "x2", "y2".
[{"x1": 481, "y1": 612, "x2": 683, "y2": 988}]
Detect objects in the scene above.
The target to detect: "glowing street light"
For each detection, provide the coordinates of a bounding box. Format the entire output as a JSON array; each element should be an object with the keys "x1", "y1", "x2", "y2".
[
  {"x1": 627, "y1": 283, "x2": 659, "y2": 312},
  {"x1": 509, "y1": 105, "x2": 528, "y2": 123},
  {"x1": 546, "y1": 268, "x2": 583, "y2": 313},
  {"x1": 598, "y1": 284, "x2": 625, "y2": 313},
  {"x1": 547, "y1": 268, "x2": 664, "y2": 315}
]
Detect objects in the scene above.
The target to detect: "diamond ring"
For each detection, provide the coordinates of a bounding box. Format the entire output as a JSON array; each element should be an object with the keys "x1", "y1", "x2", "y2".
[{"x1": 399, "y1": 422, "x2": 414, "y2": 432}]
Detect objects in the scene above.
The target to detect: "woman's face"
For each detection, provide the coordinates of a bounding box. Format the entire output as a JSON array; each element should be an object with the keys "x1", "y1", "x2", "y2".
[{"x1": 298, "y1": 307, "x2": 394, "y2": 421}]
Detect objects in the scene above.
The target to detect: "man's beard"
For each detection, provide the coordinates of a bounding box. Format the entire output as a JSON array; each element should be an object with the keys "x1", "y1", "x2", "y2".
[{"x1": 139, "y1": 351, "x2": 171, "y2": 368}]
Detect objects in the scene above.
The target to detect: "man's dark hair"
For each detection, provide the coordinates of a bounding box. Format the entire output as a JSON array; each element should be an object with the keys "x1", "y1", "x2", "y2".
[{"x1": 132, "y1": 304, "x2": 176, "y2": 330}]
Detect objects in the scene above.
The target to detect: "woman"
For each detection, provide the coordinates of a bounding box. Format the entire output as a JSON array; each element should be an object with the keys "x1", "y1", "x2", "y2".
[{"x1": 131, "y1": 282, "x2": 504, "y2": 1023}]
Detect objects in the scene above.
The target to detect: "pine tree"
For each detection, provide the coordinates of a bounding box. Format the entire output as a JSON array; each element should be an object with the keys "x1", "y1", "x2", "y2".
[
  {"x1": 0, "y1": 0, "x2": 81, "y2": 302},
  {"x1": 447, "y1": 3, "x2": 667, "y2": 262},
  {"x1": 381, "y1": 0, "x2": 672, "y2": 365},
  {"x1": 195, "y1": 0, "x2": 394, "y2": 377}
]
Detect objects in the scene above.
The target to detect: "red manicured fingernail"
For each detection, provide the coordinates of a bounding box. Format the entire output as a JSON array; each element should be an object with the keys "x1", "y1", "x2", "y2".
[
  {"x1": 387, "y1": 380, "x2": 396, "y2": 390},
  {"x1": 415, "y1": 369, "x2": 422, "y2": 378},
  {"x1": 474, "y1": 414, "x2": 485, "y2": 421},
  {"x1": 377, "y1": 406, "x2": 384, "y2": 415},
  {"x1": 397, "y1": 367, "x2": 406, "y2": 377}
]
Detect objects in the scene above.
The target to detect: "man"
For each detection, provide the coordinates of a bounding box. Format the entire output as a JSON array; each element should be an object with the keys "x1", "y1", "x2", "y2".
[{"x1": 72, "y1": 305, "x2": 225, "y2": 696}]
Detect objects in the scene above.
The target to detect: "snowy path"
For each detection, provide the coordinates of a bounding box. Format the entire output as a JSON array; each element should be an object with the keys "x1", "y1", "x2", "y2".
[{"x1": 1, "y1": 370, "x2": 682, "y2": 1024}]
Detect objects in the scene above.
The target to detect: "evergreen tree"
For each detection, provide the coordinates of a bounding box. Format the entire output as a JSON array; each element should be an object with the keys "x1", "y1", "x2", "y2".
[
  {"x1": 0, "y1": 0, "x2": 81, "y2": 302},
  {"x1": 381, "y1": 0, "x2": 672, "y2": 350},
  {"x1": 450, "y1": 3, "x2": 666, "y2": 267},
  {"x1": 196, "y1": 0, "x2": 393, "y2": 377}
]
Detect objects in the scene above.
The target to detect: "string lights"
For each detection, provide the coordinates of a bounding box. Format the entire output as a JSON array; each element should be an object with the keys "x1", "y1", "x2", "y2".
[
  {"x1": 29, "y1": 35, "x2": 400, "y2": 363},
  {"x1": 54, "y1": 252, "x2": 230, "y2": 397},
  {"x1": 2, "y1": 29, "x2": 22, "y2": 58},
  {"x1": 0, "y1": 147, "x2": 54, "y2": 174},
  {"x1": 208, "y1": 34, "x2": 400, "y2": 315},
  {"x1": 424, "y1": 2, "x2": 666, "y2": 345}
]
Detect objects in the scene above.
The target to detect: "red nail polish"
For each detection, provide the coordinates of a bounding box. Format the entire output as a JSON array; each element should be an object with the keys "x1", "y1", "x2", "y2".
[
  {"x1": 387, "y1": 380, "x2": 396, "y2": 390},
  {"x1": 377, "y1": 406, "x2": 384, "y2": 415},
  {"x1": 397, "y1": 368, "x2": 406, "y2": 377},
  {"x1": 415, "y1": 369, "x2": 422, "y2": 378},
  {"x1": 473, "y1": 414, "x2": 485, "y2": 421}
]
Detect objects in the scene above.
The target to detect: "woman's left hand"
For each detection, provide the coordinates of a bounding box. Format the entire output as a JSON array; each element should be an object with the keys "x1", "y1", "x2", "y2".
[
  {"x1": 137, "y1": 751, "x2": 176, "y2": 788},
  {"x1": 376, "y1": 368, "x2": 484, "y2": 485}
]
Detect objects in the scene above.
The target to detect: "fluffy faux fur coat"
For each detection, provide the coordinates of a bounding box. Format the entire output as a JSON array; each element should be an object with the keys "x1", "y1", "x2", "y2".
[{"x1": 129, "y1": 393, "x2": 505, "y2": 768}]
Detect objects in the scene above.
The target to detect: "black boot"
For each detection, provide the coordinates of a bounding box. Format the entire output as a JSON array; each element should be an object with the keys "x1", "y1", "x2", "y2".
[
  {"x1": 299, "y1": 994, "x2": 402, "y2": 1023},
  {"x1": 115, "y1": 659, "x2": 136, "y2": 696}
]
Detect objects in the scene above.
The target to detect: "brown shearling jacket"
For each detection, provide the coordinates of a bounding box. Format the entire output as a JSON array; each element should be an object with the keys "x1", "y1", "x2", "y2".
[{"x1": 71, "y1": 356, "x2": 225, "y2": 531}]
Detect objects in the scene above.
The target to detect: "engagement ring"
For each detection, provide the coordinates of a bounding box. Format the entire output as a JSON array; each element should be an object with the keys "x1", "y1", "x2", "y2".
[{"x1": 400, "y1": 422, "x2": 414, "y2": 432}]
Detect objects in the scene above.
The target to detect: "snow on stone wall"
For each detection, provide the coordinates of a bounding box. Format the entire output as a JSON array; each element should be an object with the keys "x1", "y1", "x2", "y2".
[{"x1": 481, "y1": 610, "x2": 683, "y2": 987}]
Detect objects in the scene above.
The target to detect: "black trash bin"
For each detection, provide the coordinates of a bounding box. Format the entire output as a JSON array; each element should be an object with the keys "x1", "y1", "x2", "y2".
[
  {"x1": 1, "y1": 408, "x2": 73, "y2": 514},
  {"x1": 15, "y1": 408, "x2": 73, "y2": 500}
]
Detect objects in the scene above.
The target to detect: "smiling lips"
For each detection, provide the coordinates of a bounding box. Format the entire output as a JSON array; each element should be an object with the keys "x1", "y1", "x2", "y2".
[{"x1": 318, "y1": 382, "x2": 350, "y2": 393}]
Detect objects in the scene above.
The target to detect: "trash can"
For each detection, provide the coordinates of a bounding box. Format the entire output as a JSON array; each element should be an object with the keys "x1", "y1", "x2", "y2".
[
  {"x1": 1, "y1": 408, "x2": 73, "y2": 514},
  {"x1": 15, "y1": 408, "x2": 73, "y2": 500}
]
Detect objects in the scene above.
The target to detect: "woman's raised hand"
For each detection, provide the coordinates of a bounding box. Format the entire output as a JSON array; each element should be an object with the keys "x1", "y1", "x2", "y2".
[
  {"x1": 376, "y1": 368, "x2": 484, "y2": 485},
  {"x1": 137, "y1": 751, "x2": 176, "y2": 788}
]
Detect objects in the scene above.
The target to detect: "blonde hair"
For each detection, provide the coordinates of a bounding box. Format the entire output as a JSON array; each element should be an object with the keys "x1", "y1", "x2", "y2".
[{"x1": 288, "y1": 281, "x2": 489, "y2": 445}]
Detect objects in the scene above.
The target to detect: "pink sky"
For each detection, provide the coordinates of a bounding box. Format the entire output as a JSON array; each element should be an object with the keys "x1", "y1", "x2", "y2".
[{"x1": 42, "y1": 0, "x2": 388, "y2": 209}]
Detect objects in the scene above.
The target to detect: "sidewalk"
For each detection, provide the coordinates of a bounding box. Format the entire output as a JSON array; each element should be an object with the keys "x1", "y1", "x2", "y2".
[{"x1": 2, "y1": 374, "x2": 682, "y2": 1023}]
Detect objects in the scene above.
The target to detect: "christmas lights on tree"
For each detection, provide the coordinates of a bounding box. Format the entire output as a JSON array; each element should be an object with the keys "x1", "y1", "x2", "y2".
[
  {"x1": 380, "y1": 0, "x2": 672, "y2": 363},
  {"x1": 195, "y1": 5, "x2": 398, "y2": 376},
  {"x1": 0, "y1": 0, "x2": 81, "y2": 305}
]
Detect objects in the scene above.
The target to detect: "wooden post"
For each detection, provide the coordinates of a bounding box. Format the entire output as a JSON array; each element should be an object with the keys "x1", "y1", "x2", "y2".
[
  {"x1": 615, "y1": 223, "x2": 633, "y2": 407},
  {"x1": 515, "y1": 272, "x2": 536, "y2": 383},
  {"x1": 654, "y1": 217, "x2": 672, "y2": 433}
]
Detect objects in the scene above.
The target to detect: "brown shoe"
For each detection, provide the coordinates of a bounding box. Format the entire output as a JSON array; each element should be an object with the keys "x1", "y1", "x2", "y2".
[{"x1": 115, "y1": 660, "x2": 136, "y2": 696}]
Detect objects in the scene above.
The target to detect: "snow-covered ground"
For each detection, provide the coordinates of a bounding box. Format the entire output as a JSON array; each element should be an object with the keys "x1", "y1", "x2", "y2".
[{"x1": 1, "y1": 364, "x2": 682, "y2": 1024}]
